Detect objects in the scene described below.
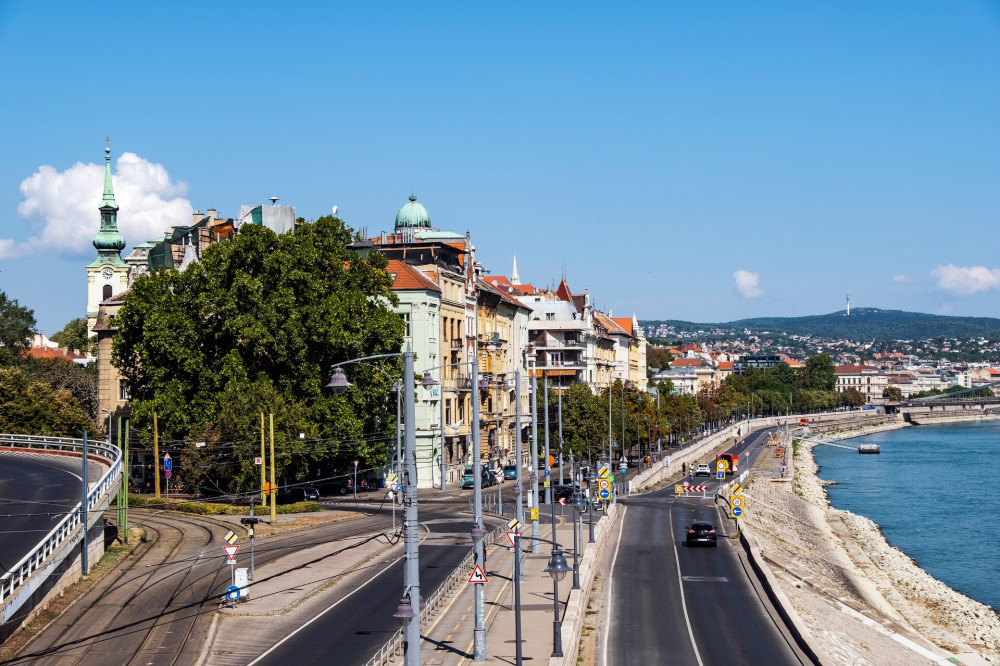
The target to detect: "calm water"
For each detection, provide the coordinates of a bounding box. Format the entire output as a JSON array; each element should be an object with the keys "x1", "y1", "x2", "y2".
[{"x1": 812, "y1": 420, "x2": 1000, "y2": 610}]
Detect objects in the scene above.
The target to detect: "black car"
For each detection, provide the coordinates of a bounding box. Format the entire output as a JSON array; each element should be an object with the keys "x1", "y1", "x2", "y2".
[
  {"x1": 540, "y1": 484, "x2": 577, "y2": 503},
  {"x1": 277, "y1": 485, "x2": 320, "y2": 505},
  {"x1": 686, "y1": 521, "x2": 718, "y2": 547},
  {"x1": 318, "y1": 478, "x2": 356, "y2": 495}
]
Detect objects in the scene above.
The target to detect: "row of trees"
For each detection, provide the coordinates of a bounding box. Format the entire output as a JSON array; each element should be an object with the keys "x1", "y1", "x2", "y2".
[
  {"x1": 0, "y1": 291, "x2": 97, "y2": 436},
  {"x1": 535, "y1": 354, "x2": 860, "y2": 464}
]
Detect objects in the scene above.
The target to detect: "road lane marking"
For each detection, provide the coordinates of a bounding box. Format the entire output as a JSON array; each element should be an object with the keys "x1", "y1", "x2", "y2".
[
  {"x1": 246, "y1": 554, "x2": 398, "y2": 665},
  {"x1": 670, "y1": 506, "x2": 705, "y2": 666},
  {"x1": 682, "y1": 576, "x2": 728, "y2": 582},
  {"x1": 601, "y1": 505, "x2": 627, "y2": 666}
]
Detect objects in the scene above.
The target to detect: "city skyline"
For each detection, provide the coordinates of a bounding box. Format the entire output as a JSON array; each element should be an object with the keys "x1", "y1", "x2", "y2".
[{"x1": 2, "y1": 2, "x2": 1000, "y2": 335}]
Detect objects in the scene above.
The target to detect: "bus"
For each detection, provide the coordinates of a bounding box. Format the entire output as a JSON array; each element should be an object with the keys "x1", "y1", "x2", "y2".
[{"x1": 716, "y1": 452, "x2": 738, "y2": 476}]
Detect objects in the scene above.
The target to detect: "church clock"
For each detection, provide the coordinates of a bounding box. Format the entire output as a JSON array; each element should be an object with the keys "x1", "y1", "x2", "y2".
[{"x1": 102, "y1": 267, "x2": 113, "y2": 280}]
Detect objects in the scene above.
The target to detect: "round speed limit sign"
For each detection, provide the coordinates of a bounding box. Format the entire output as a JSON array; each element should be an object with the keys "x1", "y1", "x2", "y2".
[{"x1": 731, "y1": 496, "x2": 743, "y2": 508}]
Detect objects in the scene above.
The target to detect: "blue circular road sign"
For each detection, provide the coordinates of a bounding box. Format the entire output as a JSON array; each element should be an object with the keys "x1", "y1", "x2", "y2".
[
  {"x1": 732, "y1": 506, "x2": 743, "y2": 517},
  {"x1": 225, "y1": 585, "x2": 240, "y2": 601}
]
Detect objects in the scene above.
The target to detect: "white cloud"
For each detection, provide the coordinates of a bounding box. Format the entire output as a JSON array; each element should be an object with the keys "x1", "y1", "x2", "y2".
[
  {"x1": 891, "y1": 274, "x2": 915, "y2": 284},
  {"x1": 733, "y1": 269, "x2": 763, "y2": 298},
  {"x1": 5, "y1": 153, "x2": 193, "y2": 259},
  {"x1": 930, "y1": 264, "x2": 1000, "y2": 296}
]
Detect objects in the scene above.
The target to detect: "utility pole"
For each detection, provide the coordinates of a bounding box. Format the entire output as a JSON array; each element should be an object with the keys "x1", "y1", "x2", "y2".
[
  {"x1": 260, "y1": 413, "x2": 266, "y2": 505},
  {"x1": 81, "y1": 430, "x2": 89, "y2": 576},
  {"x1": 471, "y1": 351, "x2": 486, "y2": 660},
  {"x1": 530, "y1": 355, "x2": 540, "y2": 554},
  {"x1": 558, "y1": 387, "x2": 563, "y2": 485},
  {"x1": 269, "y1": 413, "x2": 276, "y2": 524},
  {"x1": 544, "y1": 372, "x2": 551, "y2": 504},
  {"x1": 153, "y1": 413, "x2": 160, "y2": 500},
  {"x1": 514, "y1": 365, "x2": 524, "y2": 537}
]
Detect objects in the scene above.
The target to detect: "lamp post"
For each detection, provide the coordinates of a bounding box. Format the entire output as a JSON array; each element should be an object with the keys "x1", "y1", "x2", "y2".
[
  {"x1": 514, "y1": 365, "x2": 525, "y2": 540},
  {"x1": 101, "y1": 408, "x2": 111, "y2": 442},
  {"x1": 326, "y1": 348, "x2": 421, "y2": 666},
  {"x1": 530, "y1": 354, "x2": 540, "y2": 554},
  {"x1": 470, "y1": 351, "x2": 487, "y2": 660},
  {"x1": 570, "y1": 453, "x2": 581, "y2": 590},
  {"x1": 543, "y1": 545, "x2": 572, "y2": 657},
  {"x1": 544, "y1": 371, "x2": 551, "y2": 505}
]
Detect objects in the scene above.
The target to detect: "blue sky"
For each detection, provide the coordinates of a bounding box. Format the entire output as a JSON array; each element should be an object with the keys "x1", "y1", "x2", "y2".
[{"x1": 2, "y1": 2, "x2": 1000, "y2": 335}]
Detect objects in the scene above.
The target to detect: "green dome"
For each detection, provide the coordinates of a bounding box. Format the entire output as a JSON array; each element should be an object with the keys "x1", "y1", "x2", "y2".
[{"x1": 394, "y1": 194, "x2": 431, "y2": 230}]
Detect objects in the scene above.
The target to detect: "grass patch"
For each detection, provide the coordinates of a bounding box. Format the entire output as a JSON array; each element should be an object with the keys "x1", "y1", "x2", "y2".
[{"x1": 128, "y1": 495, "x2": 320, "y2": 515}]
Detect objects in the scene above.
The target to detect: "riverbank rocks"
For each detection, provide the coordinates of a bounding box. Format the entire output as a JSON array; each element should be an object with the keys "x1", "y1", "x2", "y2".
[{"x1": 742, "y1": 422, "x2": 999, "y2": 665}]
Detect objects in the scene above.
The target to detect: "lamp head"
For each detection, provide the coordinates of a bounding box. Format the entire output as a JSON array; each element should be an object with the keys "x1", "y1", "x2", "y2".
[
  {"x1": 543, "y1": 548, "x2": 572, "y2": 581},
  {"x1": 420, "y1": 371, "x2": 438, "y2": 388},
  {"x1": 393, "y1": 596, "x2": 414, "y2": 625},
  {"x1": 325, "y1": 367, "x2": 351, "y2": 394}
]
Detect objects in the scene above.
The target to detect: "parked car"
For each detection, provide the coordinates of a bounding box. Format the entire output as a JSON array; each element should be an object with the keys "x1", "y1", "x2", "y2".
[
  {"x1": 694, "y1": 463, "x2": 711, "y2": 477},
  {"x1": 462, "y1": 464, "x2": 496, "y2": 489},
  {"x1": 540, "y1": 484, "x2": 577, "y2": 503},
  {"x1": 318, "y1": 478, "x2": 355, "y2": 495},
  {"x1": 502, "y1": 464, "x2": 518, "y2": 481},
  {"x1": 277, "y1": 485, "x2": 320, "y2": 505},
  {"x1": 686, "y1": 521, "x2": 718, "y2": 547}
]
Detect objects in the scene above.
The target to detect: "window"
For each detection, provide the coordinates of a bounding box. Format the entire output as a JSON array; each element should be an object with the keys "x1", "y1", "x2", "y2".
[
  {"x1": 103, "y1": 284, "x2": 113, "y2": 300},
  {"x1": 402, "y1": 312, "x2": 410, "y2": 337},
  {"x1": 546, "y1": 313, "x2": 555, "y2": 321},
  {"x1": 119, "y1": 379, "x2": 130, "y2": 401}
]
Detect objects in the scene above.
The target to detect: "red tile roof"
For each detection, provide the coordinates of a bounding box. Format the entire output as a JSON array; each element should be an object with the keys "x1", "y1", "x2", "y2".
[
  {"x1": 670, "y1": 358, "x2": 704, "y2": 368},
  {"x1": 719, "y1": 361, "x2": 734, "y2": 370},
  {"x1": 387, "y1": 260, "x2": 441, "y2": 292},
  {"x1": 24, "y1": 346, "x2": 88, "y2": 362},
  {"x1": 612, "y1": 317, "x2": 634, "y2": 336}
]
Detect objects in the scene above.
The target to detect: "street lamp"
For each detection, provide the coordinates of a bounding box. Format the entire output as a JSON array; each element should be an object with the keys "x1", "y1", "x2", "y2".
[
  {"x1": 571, "y1": 489, "x2": 582, "y2": 590},
  {"x1": 543, "y1": 547, "x2": 572, "y2": 657},
  {"x1": 510, "y1": 534, "x2": 571, "y2": 665},
  {"x1": 326, "y1": 348, "x2": 421, "y2": 666},
  {"x1": 101, "y1": 408, "x2": 111, "y2": 442}
]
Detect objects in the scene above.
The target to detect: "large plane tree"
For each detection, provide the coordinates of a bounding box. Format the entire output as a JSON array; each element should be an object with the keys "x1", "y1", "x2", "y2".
[{"x1": 112, "y1": 216, "x2": 404, "y2": 494}]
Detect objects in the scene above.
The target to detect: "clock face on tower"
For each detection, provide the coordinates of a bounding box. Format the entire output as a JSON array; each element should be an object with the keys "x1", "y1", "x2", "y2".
[{"x1": 102, "y1": 268, "x2": 113, "y2": 280}]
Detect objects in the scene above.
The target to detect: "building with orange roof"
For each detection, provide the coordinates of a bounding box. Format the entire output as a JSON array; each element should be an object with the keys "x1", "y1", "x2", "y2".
[{"x1": 834, "y1": 364, "x2": 887, "y2": 403}]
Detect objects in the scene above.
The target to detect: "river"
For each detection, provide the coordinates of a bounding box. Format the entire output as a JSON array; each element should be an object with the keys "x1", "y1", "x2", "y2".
[{"x1": 812, "y1": 419, "x2": 999, "y2": 610}]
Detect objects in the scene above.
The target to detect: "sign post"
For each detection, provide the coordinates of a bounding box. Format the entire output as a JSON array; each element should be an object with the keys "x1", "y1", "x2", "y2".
[
  {"x1": 163, "y1": 453, "x2": 172, "y2": 497},
  {"x1": 223, "y1": 544, "x2": 240, "y2": 597}
]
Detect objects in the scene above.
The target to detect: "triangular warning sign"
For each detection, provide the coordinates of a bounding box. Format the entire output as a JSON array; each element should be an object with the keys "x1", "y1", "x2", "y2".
[
  {"x1": 468, "y1": 564, "x2": 488, "y2": 584},
  {"x1": 223, "y1": 545, "x2": 239, "y2": 561},
  {"x1": 506, "y1": 531, "x2": 522, "y2": 548}
]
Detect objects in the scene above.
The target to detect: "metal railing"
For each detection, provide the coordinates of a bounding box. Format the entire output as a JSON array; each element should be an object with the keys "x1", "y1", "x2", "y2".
[
  {"x1": 363, "y1": 525, "x2": 505, "y2": 666},
  {"x1": 0, "y1": 433, "x2": 122, "y2": 617}
]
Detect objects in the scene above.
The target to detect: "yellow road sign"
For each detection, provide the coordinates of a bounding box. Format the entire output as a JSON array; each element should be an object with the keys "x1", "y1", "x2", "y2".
[
  {"x1": 674, "y1": 484, "x2": 686, "y2": 494},
  {"x1": 544, "y1": 480, "x2": 551, "y2": 488},
  {"x1": 530, "y1": 507, "x2": 539, "y2": 521},
  {"x1": 508, "y1": 518, "x2": 522, "y2": 531},
  {"x1": 599, "y1": 466, "x2": 610, "y2": 478},
  {"x1": 731, "y1": 496, "x2": 743, "y2": 507},
  {"x1": 716, "y1": 460, "x2": 726, "y2": 472},
  {"x1": 732, "y1": 483, "x2": 743, "y2": 496},
  {"x1": 224, "y1": 530, "x2": 238, "y2": 545}
]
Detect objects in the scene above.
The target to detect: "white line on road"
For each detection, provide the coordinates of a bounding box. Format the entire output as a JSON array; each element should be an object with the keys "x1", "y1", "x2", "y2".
[
  {"x1": 246, "y1": 553, "x2": 399, "y2": 665},
  {"x1": 601, "y1": 505, "x2": 627, "y2": 666},
  {"x1": 671, "y1": 506, "x2": 705, "y2": 666}
]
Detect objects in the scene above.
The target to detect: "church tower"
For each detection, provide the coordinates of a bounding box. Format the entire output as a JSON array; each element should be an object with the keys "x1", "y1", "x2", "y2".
[{"x1": 86, "y1": 140, "x2": 128, "y2": 337}]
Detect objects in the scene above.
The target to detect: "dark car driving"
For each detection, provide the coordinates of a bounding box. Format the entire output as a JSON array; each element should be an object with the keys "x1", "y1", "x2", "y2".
[
  {"x1": 277, "y1": 485, "x2": 320, "y2": 505},
  {"x1": 540, "y1": 484, "x2": 577, "y2": 503},
  {"x1": 686, "y1": 521, "x2": 718, "y2": 547}
]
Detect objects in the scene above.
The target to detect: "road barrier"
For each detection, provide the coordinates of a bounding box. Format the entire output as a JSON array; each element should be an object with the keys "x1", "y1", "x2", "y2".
[{"x1": 0, "y1": 433, "x2": 122, "y2": 629}]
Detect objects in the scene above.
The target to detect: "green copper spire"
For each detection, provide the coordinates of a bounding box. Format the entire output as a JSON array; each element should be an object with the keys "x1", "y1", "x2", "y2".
[
  {"x1": 88, "y1": 139, "x2": 127, "y2": 268},
  {"x1": 101, "y1": 137, "x2": 117, "y2": 209}
]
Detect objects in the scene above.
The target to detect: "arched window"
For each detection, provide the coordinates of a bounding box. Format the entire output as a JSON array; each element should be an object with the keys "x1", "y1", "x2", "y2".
[{"x1": 103, "y1": 284, "x2": 113, "y2": 301}]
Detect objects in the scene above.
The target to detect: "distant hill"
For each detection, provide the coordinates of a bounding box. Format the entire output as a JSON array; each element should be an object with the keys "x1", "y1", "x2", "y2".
[{"x1": 640, "y1": 308, "x2": 1000, "y2": 341}]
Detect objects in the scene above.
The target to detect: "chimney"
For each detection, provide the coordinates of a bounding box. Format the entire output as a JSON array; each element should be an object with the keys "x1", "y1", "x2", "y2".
[
  {"x1": 207, "y1": 208, "x2": 217, "y2": 221},
  {"x1": 192, "y1": 210, "x2": 202, "y2": 224}
]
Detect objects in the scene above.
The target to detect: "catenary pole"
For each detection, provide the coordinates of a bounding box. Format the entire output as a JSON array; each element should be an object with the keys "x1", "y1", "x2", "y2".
[{"x1": 471, "y1": 349, "x2": 486, "y2": 659}]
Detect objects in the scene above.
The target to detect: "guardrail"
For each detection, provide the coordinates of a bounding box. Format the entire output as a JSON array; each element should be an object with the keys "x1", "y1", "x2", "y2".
[
  {"x1": 0, "y1": 433, "x2": 122, "y2": 620},
  {"x1": 363, "y1": 524, "x2": 506, "y2": 666}
]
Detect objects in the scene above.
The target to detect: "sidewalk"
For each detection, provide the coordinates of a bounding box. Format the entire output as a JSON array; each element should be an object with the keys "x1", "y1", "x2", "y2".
[{"x1": 421, "y1": 504, "x2": 615, "y2": 666}]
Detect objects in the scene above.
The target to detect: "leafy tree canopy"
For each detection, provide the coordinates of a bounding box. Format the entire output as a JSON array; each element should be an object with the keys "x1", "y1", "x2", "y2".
[
  {"x1": 50, "y1": 317, "x2": 95, "y2": 355},
  {"x1": 0, "y1": 291, "x2": 35, "y2": 366},
  {"x1": 0, "y1": 366, "x2": 94, "y2": 436},
  {"x1": 112, "y1": 217, "x2": 404, "y2": 493}
]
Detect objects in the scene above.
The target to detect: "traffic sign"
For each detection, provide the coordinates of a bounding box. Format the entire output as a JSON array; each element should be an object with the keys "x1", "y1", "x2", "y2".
[
  {"x1": 544, "y1": 469, "x2": 550, "y2": 477},
  {"x1": 165, "y1": 470, "x2": 172, "y2": 479},
  {"x1": 163, "y1": 453, "x2": 172, "y2": 472},
  {"x1": 224, "y1": 530, "x2": 238, "y2": 545},
  {"x1": 686, "y1": 485, "x2": 708, "y2": 492},
  {"x1": 224, "y1": 585, "x2": 241, "y2": 601},
  {"x1": 732, "y1": 505, "x2": 743, "y2": 518},
  {"x1": 674, "y1": 484, "x2": 686, "y2": 494},
  {"x1": 597, "y1": 478, "x2": 611, "y2": 500},
  {"x1": 716, "y1": 468, "x2": 725, "y2": 480},
  {"x1": 469, "y1": 564, "x2": 488, "y2": 584},
  {"x1": 544, "y1": 480, "x2": 550, "y2": 488},
  {"x1": 506, "y1": 531, "x2": 522, "y2": 547},
  {"x1": 507, "y1": 518, "x2": 522, "y2": 531},
  {"x1": 716, "y1": 460, "x2": 726, "y2": 472},
  {"x1": 223, "y1": 545, "x2": 239, "y2": 561},
  {"x1": 732, "y1": 483, "x2": 743, "y2": 496},
  {"x1": 620, "y1": 464, "x2": 627, "y2": 474},
  {"x1": 530, "y1": 507, "x2": 539, "y2": 521},
  {"x1": 254, "y1": 457, "x2": 262, "y2": 465},
  {"x1": 558, "y1": 497, "x2": 567, "y2": 506},
  {"x1": 731, "y1": 496, "x2": 743, "y2": 508},
  {"x1": 263, "y1": 481, "x2": 273, "y2": 497},
  {"x1": 599, "y1": 466, "x2": 610, "y2": 478}
]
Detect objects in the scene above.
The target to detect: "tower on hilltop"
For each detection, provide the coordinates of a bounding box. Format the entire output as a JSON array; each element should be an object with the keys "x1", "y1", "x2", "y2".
[
  {"x1": 846, "y1": 294, "x2": 851, "y2": 316},
  {"x1": 86, "y1": 139, "x2": 128, "y2": 337}
]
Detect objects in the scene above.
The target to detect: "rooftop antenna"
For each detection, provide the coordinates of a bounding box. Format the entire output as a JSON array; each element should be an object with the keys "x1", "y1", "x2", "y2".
[
  {"x1": 846, "y1": 294, "x2": 851, "y2": 316},
  {"x1": 269, "y1": 197, "x2": 279, "y2": 206}
]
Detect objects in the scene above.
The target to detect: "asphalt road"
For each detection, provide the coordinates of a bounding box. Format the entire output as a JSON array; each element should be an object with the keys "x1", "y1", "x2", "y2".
[
  {"x1": 604, "y1": 428, "x2": 809, "y2": 666},
  {"x1": 0, "y1": 452, "x2": 94, "y2": 573}
]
